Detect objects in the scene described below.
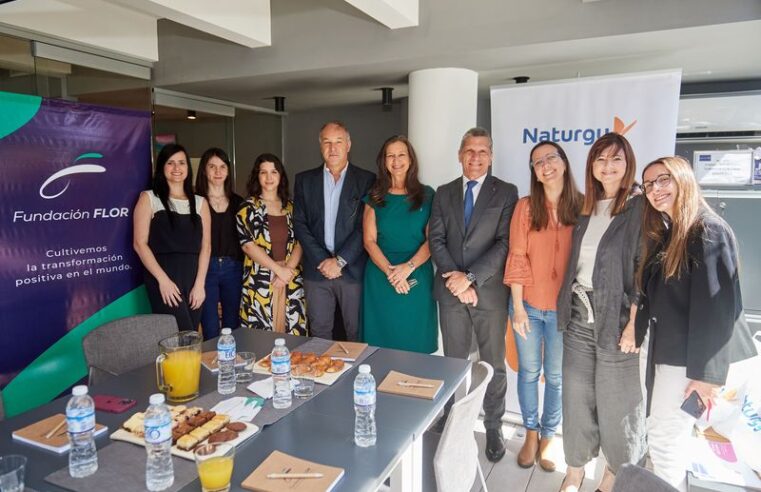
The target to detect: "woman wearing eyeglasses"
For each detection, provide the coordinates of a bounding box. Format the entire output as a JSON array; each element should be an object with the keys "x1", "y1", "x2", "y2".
[
  {"x1": 557, "y1": 133, "x2": 647, "y2": 492},
  {"x1": 636, "y1": 156, "x2": 757, "y2": 492},
  {"x1": 504, "y1": 141, "x2": 582, "y2": 471}
]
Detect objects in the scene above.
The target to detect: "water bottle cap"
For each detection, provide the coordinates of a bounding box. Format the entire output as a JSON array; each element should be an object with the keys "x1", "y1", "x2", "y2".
[
  {"x1": 149, "y1": 393, "x2": 165, "y2": 405},
  {"x1": 72, "y1": 385, "x2": 88, "y2": 396},
  {"x1": 359, "y1": 364, "x2": 371, "y2": 374},
  {"x1": 275, "y1": 338, "x2": 285, "y2": 346},
  {"x1": 221, "y1": 328, "x2": 232, "y2": 335}
]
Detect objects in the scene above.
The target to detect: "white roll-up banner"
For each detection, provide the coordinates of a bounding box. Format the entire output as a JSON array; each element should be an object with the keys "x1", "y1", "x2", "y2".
[
  {"x1": 490, "y1": 69, "x2": 681, "y2": 420},
  {"x1": 491, "y1": 69, "x2": 682, "y2": 197}
]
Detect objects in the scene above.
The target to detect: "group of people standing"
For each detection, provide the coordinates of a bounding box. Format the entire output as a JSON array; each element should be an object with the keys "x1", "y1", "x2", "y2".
[{"x1": 133, "y1": 120, "x2": 757, "y2": 492}]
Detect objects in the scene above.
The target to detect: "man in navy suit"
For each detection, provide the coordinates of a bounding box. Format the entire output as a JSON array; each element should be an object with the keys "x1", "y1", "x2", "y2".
[{"x1": 294, "y1": 121, "x2": 375, "y2": 341}]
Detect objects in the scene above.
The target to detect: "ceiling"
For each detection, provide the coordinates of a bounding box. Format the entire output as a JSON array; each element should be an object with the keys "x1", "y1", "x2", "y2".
[{"x1": 152, "y1": 0, "x2": 761, "y2": 111}]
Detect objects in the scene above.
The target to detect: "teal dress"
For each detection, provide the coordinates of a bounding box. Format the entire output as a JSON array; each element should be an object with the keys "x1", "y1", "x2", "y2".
[{"x1": 362, "y1": 187, "x2": 438, "y2": 353}]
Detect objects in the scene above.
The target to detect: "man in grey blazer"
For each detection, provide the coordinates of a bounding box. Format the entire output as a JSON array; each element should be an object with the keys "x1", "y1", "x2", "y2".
[{"x1": 429, "y1": 127, "x2": 518, "y2": 462}]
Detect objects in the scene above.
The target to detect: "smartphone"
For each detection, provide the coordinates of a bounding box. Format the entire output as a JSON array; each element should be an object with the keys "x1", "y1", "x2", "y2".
[
  {"x1": 680, "y1": 390, "x2": 706, "y2": 419},
  {"x1": 93, "y1": 395, "x2": 137, "y2": 414}
]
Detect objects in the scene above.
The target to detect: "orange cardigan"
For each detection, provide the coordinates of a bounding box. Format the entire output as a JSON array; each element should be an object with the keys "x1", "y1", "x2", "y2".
[{"x1": 503, "y1": 197, "x2": 574, "y2": 311}]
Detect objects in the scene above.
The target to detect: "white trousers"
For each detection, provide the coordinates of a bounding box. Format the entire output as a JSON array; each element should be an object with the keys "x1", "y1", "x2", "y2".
[{"x1": 647, "y1": 359, "x2": 755, "y2": 492}]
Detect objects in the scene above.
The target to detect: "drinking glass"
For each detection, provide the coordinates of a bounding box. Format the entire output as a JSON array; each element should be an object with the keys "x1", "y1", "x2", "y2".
[
  {"x1": 156, "y1": 331, "x2": 202, "y2": 402},
  {"x1": 194, "y1": 443, "x2": 235, "y2": 492},
  {"x1": 0, "y1": 455, "x2": 26, "y2": 492},
  {"x1": 293, "y1": 365, "x2": 315, "y2": 399},
  {"x1": 236, "y1": 352, "x2": 256, "y2": 383}
]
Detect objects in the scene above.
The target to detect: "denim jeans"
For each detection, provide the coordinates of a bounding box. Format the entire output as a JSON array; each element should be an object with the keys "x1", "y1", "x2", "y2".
[
  {"x1": 509, "y1": 299, "x2": 563, "y2": 438},
  {"x1": 201, "y1": 256, "x2": 242, "y2": 340}
]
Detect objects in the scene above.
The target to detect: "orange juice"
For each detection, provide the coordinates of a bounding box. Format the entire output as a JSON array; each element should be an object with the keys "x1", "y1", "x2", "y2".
[
  {"x1": 162, "y1": 349, "x2": 201, "y2": 401},
  {"x1": 198, "y1": 456, "x2": 234, "y2": 491}
]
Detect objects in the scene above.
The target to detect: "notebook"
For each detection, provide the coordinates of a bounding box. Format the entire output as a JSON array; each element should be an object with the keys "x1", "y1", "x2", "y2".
[
  {"x1": 241, "y1": 450, "x2": 344, "y2": 492},
  {"x1": 12, "y1": 413, "x2": 108, "y2": 453},
  {"x1": 321, "y1": 341, "x2": 367, "y2": 361},
  {"x1": 377, "y1": 370, "x2": 444, "y2": 400},
  {"x1": 201, "y1": 351, "x2": 247, "y2": 372}
]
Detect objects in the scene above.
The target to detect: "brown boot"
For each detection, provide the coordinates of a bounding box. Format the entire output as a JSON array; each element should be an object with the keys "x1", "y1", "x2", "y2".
[
  {"x1": 537, "y1": 436, "x2": 556, "y2": 472},
  {"x1": 517, "y1": 429, "x2": 539, "y2": 468}
]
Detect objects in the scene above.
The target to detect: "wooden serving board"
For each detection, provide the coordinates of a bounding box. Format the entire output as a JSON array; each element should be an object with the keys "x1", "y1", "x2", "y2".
[{"x1": 109, "y1": 422, "x2": 259, "y2": 461}]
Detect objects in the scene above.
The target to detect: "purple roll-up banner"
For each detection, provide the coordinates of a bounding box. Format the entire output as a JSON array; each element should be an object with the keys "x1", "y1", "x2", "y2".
[{"x1": 0, "y1": 93, "x2": 151, "y2": 408}]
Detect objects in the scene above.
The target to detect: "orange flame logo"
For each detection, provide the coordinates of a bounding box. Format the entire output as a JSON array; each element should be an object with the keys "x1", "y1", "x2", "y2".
[{"x1": 613, "y1": 117, "x2": 637, "y2": 135}]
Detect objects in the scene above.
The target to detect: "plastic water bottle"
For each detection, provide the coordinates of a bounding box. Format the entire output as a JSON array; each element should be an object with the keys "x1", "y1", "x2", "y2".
[
  {"x1": 354, "y1": 364, "x2": 377, "y2": 447},
  {"x1": 66, "y1": 385, "x2": 98, "y2": 477},
  {"x1": 144, "y1": 393, "x2": 174, "y2": 491},
  {"x1": 271, "y1": 338, "x2": 292, "y2": 409},
  {"x1": 217, "y1": 327, "x2": 236, "y2": 395}
]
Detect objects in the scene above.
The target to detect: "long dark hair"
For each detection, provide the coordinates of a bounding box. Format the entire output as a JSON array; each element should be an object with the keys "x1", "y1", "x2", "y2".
[
  {"x1": 581, "y1": 132, "x2": 637, "y2": 216},
  {"x1": 153, "y1": 143, "x2": 197, "y2": 226},
  {"x1": 246, "y1": 153, "x2": 290, "y2": 206},
  {"x1": 527, "y1": 141, "x2": 583, "y2": 230},
  {"x1": 368, "y1": 135, "x2": 425, "y2": 210},
  {"x1": 195, "y1": 147, "x2": 233, "y2": 199}
]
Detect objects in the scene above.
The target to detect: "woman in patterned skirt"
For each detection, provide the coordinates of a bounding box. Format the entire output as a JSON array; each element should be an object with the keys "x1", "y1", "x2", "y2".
[{"x1": 236, "y1": 153, "x2": 307, "y2": 335}]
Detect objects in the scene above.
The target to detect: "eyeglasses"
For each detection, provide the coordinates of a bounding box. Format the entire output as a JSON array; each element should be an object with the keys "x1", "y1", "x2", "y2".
[
  {"x1": 641, "y1": 173, "x2": 672, "y2": 194},
  {"x1": 531, "y1": 152, "x2": 561, "y2": 169}
]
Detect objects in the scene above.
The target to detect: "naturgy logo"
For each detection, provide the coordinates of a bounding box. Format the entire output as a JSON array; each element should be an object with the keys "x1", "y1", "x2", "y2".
[
  {"x1": 39, "y1": 153, "x2": 106, "y2": 199},
  {"x1": 522, "y1": 116, "x2": 637, "y2": 146}
]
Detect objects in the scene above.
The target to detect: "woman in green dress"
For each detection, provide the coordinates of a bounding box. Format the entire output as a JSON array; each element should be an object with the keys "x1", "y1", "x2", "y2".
[{"x1": 362, "y1": 135, "x2": 437, "y2": 353}]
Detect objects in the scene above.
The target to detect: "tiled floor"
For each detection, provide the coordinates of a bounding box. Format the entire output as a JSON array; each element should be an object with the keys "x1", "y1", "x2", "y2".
[{"x1": 421, "y1": 420, "x2": 610, "y2": 492}]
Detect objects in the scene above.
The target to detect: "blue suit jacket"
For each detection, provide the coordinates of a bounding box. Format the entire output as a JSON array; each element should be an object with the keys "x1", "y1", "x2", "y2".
[{"x1": 293, "y1": 163, "x2": 376, "y2": 282}]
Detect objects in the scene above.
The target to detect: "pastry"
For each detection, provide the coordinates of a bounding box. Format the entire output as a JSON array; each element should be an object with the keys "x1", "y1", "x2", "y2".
[
  {"x1": 123, "y1": 412, "x2": 145, "y2": 436},
  {"x1": 201, "y1": 419, "x2": 225, "y2": 434},
  {"x1": 326, "y1": 359, "x2": 345, "y2": 373},
  {"x1": 176, "y1": 434, "x2": 199, "y2": 451},
  {"x1": 292, "y1": 363, "x2": 313, "y2": 376},
  {"x1": 225, "y1": 422, "x2": 247, "y2": 432},
  {"x1": 190, "y1": 427, "x2": 210, "y2": 441},
  {"x1": 207, "y1": 430, "x2": 238, "y2": 443},
  {"x1": 291, "y1": 351, "x2": 303, "y2": 364},
  {"x1": 313, "y1": 366, "x2": 326, "y2": 378},
  {"x1": 211, "y1": 414, "x2": 230, "y2": 425}
]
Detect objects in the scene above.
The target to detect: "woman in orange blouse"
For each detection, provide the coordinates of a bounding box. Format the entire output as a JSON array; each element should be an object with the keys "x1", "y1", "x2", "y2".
[{"x1": 504, "y1": 141, "x2": 582, "y2": 472}]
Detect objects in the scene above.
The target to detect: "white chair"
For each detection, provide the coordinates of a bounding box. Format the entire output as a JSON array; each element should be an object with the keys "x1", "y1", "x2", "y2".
[{"x1": 434, "y1": 361, "x2": 493, "y2": 492}]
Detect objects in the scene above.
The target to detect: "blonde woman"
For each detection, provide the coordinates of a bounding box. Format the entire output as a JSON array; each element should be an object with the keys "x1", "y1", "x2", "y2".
[{"x1": 637, "y1": 156, "x2": 757, "y2": 491}]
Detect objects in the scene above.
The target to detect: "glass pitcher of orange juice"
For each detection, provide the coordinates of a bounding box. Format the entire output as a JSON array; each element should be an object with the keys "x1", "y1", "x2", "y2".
[{"x1": 155, "y1": 331, "x2": 202, "y2": 402}]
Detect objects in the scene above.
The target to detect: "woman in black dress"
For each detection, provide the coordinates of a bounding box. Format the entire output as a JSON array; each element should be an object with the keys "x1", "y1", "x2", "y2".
[
  {"x1": 133, "y1": 144, "x2": 211, "y2": 331},
  {"x1": 195, "y1": 148, "x2": 244, "y2": 339}
]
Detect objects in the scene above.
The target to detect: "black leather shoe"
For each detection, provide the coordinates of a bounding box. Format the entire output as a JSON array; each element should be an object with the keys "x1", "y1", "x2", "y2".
[{"x1": 485, "y1": 428, "x2": 506, "y2": 462}]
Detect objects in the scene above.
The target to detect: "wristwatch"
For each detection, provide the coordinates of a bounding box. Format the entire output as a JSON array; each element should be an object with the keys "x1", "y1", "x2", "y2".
[
  {"x1": 407, "y1": 260, "x2": 415, "y2": 271},
  {"x1": 335, "y1": 256, "x2": 347, "y2": 269},
  {"x1": 465, "y1": 270, "x2": 476, "y2": 284}
]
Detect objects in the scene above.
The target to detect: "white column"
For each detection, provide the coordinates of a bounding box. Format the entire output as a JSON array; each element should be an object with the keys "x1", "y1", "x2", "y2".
[{"x1": 408, "y1": 68, "x2": 478, "y2": 189}]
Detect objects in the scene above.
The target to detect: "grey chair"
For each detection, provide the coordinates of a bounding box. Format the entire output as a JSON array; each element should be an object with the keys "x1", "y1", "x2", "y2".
[
  {"x1": 82, "y1": 314, "x2": 178, "y2": 386},
  {"x1": 434, "y1": 361, "x2": 494, "y2": 492},
  {"x1": 612, "y1": 464, "x2": 679, "y2": 492}
]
